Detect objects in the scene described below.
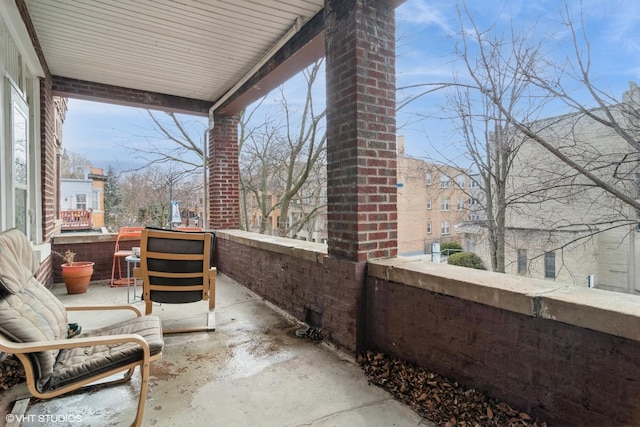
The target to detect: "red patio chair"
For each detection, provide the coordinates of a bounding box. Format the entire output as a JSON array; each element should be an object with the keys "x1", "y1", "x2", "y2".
[{"x1": 110, "y1": 226, "x2": 143, "y2": 287}]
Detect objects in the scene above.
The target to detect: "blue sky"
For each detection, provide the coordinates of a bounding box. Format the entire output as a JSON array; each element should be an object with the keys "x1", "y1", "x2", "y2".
[{"x1": 63, "y1": 0, "x2": 640, "y2": 171}]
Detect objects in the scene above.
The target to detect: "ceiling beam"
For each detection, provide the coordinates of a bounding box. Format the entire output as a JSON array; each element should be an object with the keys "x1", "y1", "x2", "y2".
[{"x1": 51, "y1": 76, "x2": 213, "y2": 116}]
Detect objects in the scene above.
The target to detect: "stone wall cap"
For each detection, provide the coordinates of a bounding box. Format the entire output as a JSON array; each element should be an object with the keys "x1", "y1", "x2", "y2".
[{"x1": 369, "y1": 257, "x2": 640, "y2": 342}]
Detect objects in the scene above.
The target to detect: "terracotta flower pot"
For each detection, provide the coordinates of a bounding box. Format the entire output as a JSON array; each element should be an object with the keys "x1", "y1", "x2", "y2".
[{"x1": 61, "y1": 262, "x2": 95, "y2": 294}]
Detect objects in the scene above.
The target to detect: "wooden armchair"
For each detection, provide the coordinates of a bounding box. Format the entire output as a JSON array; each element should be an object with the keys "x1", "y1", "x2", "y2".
[
  {"x1": 0, "y1": 229, "x2": 163, "y2": 427},
  {"x1": 138, "y1": 228, "x2": 216, "y2": 333}
]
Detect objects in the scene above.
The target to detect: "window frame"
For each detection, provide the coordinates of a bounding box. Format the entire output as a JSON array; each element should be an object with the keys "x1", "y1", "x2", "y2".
[
  {"x1": 517, "y1": 249, "x2": 527, "y2": 275},
  {"x1": 75, "y1": 193, "x2": 87, "y2": 210},
  {"x1": 5, "y1": 83, "x2": 31, "y2": 239},
  {"x1": 92, "y1": 190, "x2": 100, "y2": 211},
  {"x1": 441, "y1": 197, "x2": 450, "y2": 211},
  {"x1": 441, "y1": 221, "x2": 450, "y2": 235},
  {"x1": 544, "y1": 251, "x2": 556, "y2": 279}
]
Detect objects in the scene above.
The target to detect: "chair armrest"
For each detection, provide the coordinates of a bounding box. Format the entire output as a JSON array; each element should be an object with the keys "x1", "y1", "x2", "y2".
[
  {"x1": 66, "y1": 305, "x2": 142, "y2": 317},
  {"x1": 0, "y1": 333, "x2": 151, "y2": 359}
]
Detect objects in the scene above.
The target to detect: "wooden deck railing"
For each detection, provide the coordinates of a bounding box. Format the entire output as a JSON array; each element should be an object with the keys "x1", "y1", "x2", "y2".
[{"x1": 60, "y1": 210, "x2": 92, "y2": 231}]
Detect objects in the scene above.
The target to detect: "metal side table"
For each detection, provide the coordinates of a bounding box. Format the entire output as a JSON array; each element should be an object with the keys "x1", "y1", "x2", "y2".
[{"x1": 125, "y1": 255, "x2": 142, "y2": 303}]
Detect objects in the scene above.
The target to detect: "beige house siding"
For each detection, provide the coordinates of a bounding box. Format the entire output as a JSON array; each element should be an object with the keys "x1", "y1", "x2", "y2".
[{"x1": 462, "y1": 85, "x2": 640, "y2": 293}]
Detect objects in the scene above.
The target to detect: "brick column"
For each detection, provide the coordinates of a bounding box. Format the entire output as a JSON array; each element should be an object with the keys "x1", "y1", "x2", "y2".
[
  {"x1": 325, "y1": 0, "x2": 398, "y2": 262},
  {"x1": 209, "y1": 114, "x2": 240, "y2": 229},
  {"x1": 40, "y1": 77, "x2": 57, "y2": 243}
]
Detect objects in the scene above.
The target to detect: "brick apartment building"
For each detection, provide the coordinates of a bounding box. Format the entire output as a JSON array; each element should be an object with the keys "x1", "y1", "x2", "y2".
[{"x1": 396, "y1": 136, "x2": 473, "y2": 256}]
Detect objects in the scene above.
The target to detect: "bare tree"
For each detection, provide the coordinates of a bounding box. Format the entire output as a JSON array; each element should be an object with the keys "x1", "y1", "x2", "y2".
[
  {"x1": 445, "y1": 8, "x2": 551, "y2": 272},
  {"x1": 455, "y1": 2, "x2": 640, "y2": 213},
  {"x1": 456, "y1": 3, "x2": 640, "y2": 285},
  {"x1": 60, "y1": 150, "x2": 91, "y2": 179},
  {"x1": 400, "y1": 2, "x2": 640, "y2": 287},
  {"x1": 239, "y1": 60, "x2": 327, "y2": 238},
  {"x1": 118, "y1": 165, "x2": 200, "y2": 228},
  {"x1": 123, "y1": 111, "x2": 207, "y2": 174}
]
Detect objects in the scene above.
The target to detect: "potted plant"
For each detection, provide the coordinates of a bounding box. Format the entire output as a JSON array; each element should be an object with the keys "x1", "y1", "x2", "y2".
[{"x1": 60, "y1": 250, "x2": 94, "y2": 294}]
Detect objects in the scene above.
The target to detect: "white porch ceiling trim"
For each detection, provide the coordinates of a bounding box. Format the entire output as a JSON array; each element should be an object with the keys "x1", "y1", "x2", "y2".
[{"x1": 24, "y1": 0, "x2": 325, "y2": 103}]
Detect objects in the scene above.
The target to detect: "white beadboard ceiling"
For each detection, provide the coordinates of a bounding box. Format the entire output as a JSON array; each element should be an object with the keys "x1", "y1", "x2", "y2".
[{"x1": 24, "y1": 0, "x2": 324, "y2": 103}]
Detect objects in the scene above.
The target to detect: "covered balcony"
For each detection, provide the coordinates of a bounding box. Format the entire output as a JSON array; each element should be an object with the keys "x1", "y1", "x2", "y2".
[
  {"x1": 1, "y1": 272, "x2": 427, "y2": 426},
  {"x1": 2, "y1": 0, "x2": 640, "y2": 426},
  {"x1": 37, "y1": 229, "x2": 640, "y2": 426}
]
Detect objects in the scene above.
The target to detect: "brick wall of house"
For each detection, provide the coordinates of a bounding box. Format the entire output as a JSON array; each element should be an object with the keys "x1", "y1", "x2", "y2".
[
  {"x1": 16, "y1": 0, "x2": 57, "y2": 285},
  {"x1": 325, "y1": 0, "x2": 398, "y2": 262},
  {"x1": 40, "y1": 78, "x2": 57, "y2": 244},
  {"x1": 215, "y1": 233, "x2": 366, "y2": 353},
  {"x1": 35, "y1": 255, "x2": 53, "y2": 287},
  {"x1": 365, "y1": 276, "x2": 640, "y2": 425},
  {"x1": 209, "y1": 115, "x2": 240, "y2": 230}
]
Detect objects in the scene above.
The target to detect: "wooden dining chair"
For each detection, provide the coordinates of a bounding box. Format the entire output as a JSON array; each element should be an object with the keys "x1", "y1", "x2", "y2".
[{"x1": 138, "y1": 228, "x2": 216, "y2": 333}]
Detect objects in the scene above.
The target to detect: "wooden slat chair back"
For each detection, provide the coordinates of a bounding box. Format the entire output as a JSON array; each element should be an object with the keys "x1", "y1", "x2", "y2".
[
  {"x1": 0, "y1": 228, "x2": 163, "y2": 427},
  {"x1": 139, "y1": 228, "x2": 216, "y2": 333}
]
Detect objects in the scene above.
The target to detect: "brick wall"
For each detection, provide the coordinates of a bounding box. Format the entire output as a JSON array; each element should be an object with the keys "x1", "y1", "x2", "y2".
[
  {"x1": 209, "y1": 115, "x2": 240, "y2": 230},
  {"x1": 324, "y1": 0, "x2": 398, "y2": 262},
  {"x1": 365, "y1": 276, "x2": 640, "y2": 425},
  {"x1": 215, "y1": 231, "x2": 366, "y2": 353},
  {"x1": 51, "y1": 236, "x2": 131, "y2": 283},
  {"x1": 40, "y1": 77, "x2": 57, "y2": 243},
  {"x1": 36, "y1": 253, "x2": 53, "y2": 287}
]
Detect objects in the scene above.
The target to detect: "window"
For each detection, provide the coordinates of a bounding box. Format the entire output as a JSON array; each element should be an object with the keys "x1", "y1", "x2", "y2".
[
  {"x1": 425, "y1": 172, "x2": 432, "y2": 185},
  {"x1": 426, "y1": 198, "x2": 432, "y2": 210},
  {"x1": 14, "y1": 105, "x2": 28, "y2": 234},
  {"x1": 92, "y1": 191, "x2": 100, "y2": 210},
  {"x1": 457, "y1": 198, "x2": 465, "y2": 210},
  {"x1": 441, "y1": 221, "x2": 450, "y2": 235},
  {"x1": 426, "y1": 222, "x2": 432, "y2": 234},
  {"x1": 456, "y1": 175, "x2": 465, "y2": 188},
  {"x1": 544, "y1": 252, "x2": 556, "y2": 279},
  {"x1": 5, "y1": 85, "x2": 30, "y2": 238},
  {"x1": 470, "y1": 179, "x2": 478, "y2": 188},
  {"x1": 75, "y1": 194, "x2": 87, "y2": 210},
  {"x1": 469, "y1": 197, "x2": 479, "y2": 206},
  {"x1": 441, "y1": 197, "x2": 450, "y2": 211},
  {"x1": 517, "y1": 249, "x2": 527, "y2": 275},
  {"x1": 277, "y1": 216, "x2": 290, "y2": 229},
  {"x1": 440, "y1": 175, "x2": 451, "y2": 188}
]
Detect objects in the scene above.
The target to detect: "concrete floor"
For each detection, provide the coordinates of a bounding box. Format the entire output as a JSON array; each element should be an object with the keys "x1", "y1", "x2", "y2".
[{"x1": 1, "y1": 274, "x2": 432, "y2": 427}]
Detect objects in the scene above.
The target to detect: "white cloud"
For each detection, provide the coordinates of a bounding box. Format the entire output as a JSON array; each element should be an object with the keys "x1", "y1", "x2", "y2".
[{"x1": 397, "y1": 0, "x2": 454, "y2": 34}]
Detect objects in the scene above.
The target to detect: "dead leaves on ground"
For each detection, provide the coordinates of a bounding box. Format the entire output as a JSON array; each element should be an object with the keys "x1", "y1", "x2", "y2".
[
  {"x1": 0, "y1": 354, "x2": 26, "y2": 391},
  {"x1": 358, "y1": 351, "x2": 546, "y2": 427}
]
